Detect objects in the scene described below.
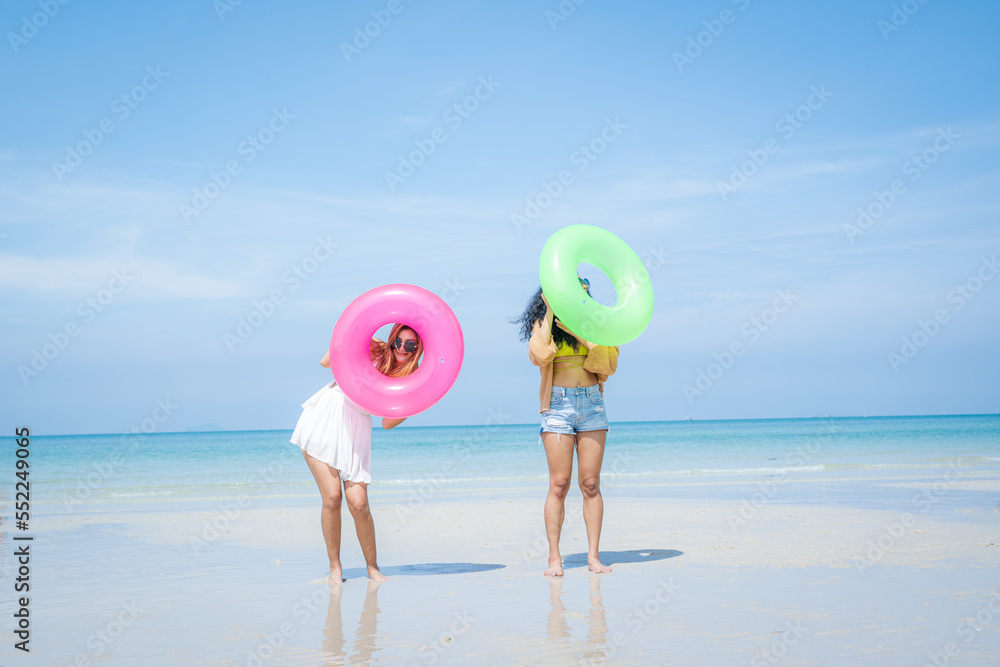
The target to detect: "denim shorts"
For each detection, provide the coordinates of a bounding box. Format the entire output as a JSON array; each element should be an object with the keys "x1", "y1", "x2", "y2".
[{"x1": 539, "y1": 385, "x2": 610, "y2": 441}]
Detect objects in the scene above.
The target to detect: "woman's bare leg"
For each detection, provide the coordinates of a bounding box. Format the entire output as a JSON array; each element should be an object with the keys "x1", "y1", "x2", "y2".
[
  {"x1": 302, "y1": 451, "x2": 345, "y2": 582},
  {"x1": 344, "y1": 480, "x2": 388, "y2": 581},
  {"x1": 577, "y1": 429, "x2": 611, "y2": 573},
  {"x1": 542, "y1": 432, "x2": 576, "y2": 576}
]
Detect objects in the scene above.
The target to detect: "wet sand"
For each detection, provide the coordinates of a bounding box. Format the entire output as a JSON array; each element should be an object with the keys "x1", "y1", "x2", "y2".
[{"x1": 8, "y1": 470, "x2": 1000, "y2": 665}]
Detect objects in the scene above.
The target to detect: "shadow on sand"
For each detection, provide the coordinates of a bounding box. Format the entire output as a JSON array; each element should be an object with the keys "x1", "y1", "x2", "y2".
[
  {"x1": 562, "y1": 548, "x2": 683, "y2": 570},
  {"x1": 342, "y1": 562, "x2": 506, "y2": 579}
]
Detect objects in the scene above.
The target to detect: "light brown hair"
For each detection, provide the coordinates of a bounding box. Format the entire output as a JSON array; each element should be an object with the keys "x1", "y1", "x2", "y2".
[{"x1": 370, "y1": 323, "x2": 423, "y2": 377}]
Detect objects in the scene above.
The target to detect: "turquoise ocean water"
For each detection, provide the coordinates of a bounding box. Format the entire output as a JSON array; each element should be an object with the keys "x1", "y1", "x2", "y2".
[
  {"x1": 25, "y1": 414, "x2": 1000, "y2": 512},
  {"x1": 5, "y1": 415, "x2": 1000, "y2": 666}
]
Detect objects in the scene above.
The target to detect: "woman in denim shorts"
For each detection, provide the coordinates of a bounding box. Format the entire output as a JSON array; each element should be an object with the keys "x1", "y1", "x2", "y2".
[{"x1": 513, "y1": 278, "x2": 620, "y2": 576}]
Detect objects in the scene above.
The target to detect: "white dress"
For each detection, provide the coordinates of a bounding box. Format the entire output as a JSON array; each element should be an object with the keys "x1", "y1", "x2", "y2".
[{"x1": 290, "y1": 381, "x2": 374, "y2": 484}]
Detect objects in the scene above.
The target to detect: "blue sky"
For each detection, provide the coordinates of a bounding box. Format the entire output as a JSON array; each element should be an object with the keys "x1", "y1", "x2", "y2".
[{"x1": 2, "y1": 0, "x2": 998, "y2": 435}]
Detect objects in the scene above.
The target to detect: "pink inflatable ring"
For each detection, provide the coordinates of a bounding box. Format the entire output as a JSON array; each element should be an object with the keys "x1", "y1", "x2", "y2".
[{"x1": 329, "y1": 283, "x2": 464, "y2": 418}]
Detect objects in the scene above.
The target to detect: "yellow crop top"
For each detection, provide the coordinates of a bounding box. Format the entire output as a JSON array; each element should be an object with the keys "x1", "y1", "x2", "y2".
[{"x1": 553, "y1": 342, "x2": 586, "y2": 369}]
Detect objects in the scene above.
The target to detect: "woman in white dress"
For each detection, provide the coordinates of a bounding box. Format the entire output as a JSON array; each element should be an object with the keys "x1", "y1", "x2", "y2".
[{"x1": 291, "y1": 323, "x2": 422, "y2": 583}]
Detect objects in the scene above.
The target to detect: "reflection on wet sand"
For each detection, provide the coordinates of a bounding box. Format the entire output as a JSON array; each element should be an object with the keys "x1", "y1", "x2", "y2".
[
  {"x1": 547, "y1": 576, "x2": 609, "y2": 664},
  {"x1": 321, "y1": 580, "x2": 382, "y2": 666}
]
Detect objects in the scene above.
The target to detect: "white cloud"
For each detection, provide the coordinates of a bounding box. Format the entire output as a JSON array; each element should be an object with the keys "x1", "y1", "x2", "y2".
[
  {"x1": 605, "y1": 172, "x2": 719, "y2": 201},
  {"x1": 0, "y1": 255, "x2": 241, "y2": 299},
  {"x1": 394, "y1": 113, "x2": 435, "y2": 127}
]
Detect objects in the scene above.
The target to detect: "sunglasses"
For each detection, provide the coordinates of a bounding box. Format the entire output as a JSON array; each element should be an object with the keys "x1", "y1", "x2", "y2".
[{"x1": 391, "y1": 338, "x2": 418, "y2": 353}]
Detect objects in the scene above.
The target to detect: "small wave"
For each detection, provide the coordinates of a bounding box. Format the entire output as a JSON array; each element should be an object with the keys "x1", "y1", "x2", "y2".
[
  {"x1": 821, "y1": 461, "x2": 962, "y2": 471},
  {"x1": 108, "y1": 490, "x2": 177, "y2": 499},
  {"x1": 376, "y1": 465, "x2": 831, "y2": 485},
  {"x1": 379, "y1": 474, "x2": 549, "y2": 485},
  {"x1": 669, "y1": 465, "x2": 827, "y2": 475},
  {"x1": 593, "y1": 465, "x2": 828, "y2": 478}
]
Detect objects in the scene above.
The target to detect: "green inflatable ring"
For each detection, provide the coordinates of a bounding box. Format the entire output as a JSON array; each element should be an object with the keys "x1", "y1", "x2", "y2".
[{"x1": 539, "y1": 224, "x2": 654, "y2": 346}]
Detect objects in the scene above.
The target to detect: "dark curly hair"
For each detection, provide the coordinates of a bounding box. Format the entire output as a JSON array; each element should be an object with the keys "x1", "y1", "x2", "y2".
[{"x1": 510, "y1": 286, "x2": 584, "y2": 352}]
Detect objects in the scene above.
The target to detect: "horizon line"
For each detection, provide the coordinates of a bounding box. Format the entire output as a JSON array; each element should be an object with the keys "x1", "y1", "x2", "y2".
[{"x1": 23, "y1": 412, "x2": 1000, "y2": 438}]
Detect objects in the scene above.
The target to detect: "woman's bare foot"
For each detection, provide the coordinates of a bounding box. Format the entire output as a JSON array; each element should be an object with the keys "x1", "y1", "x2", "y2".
[
  {"x1": 328, "y1": 564, "x2": 344, "y2": 584},
  {"x1": 367, "y1": 564, "x2": 389, "y2": 582},
  {"x1": 588, "y1": 556, "x2": 612, "y2": 574},
  {"x1": 545, "y1": 556, "x2": 564, "y2": 577}
]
